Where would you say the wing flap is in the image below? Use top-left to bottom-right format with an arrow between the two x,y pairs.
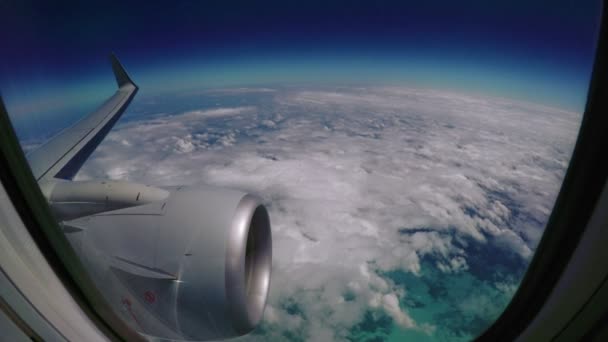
27,54 -> 138,181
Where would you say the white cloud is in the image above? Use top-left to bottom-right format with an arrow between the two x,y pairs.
180,106 -> 255,119
75,86 -> 580,340
173,135 -> 195,153
382,293 -> 415,328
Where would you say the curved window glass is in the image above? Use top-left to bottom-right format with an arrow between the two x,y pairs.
0,1 -> 601,341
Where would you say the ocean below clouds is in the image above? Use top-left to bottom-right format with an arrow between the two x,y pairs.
76,85 -> 581,341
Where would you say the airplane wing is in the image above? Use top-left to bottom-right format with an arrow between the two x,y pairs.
27,54 -> 138,182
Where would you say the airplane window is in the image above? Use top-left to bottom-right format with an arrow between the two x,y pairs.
0,1 -> 601,341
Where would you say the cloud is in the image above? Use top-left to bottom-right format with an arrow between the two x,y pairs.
74,86 -> 580,340
180,106 -> 256,119
381,293 -> 415,328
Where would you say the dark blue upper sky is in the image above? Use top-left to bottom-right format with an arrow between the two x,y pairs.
0,0 -> 602,120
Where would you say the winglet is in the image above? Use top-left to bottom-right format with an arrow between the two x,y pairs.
110,53 -> 137,89
27,55 -> 139,181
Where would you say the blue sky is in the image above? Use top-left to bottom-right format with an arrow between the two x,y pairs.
0,0 -> 602,124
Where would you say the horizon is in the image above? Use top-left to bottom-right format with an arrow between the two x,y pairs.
0,0 -> 601,127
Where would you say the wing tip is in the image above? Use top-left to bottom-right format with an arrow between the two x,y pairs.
109,53 -> 137,89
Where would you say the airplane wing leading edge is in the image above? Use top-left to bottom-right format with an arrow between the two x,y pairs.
27,54 -> 138,182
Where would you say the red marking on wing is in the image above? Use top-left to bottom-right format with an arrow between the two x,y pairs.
121,297 -> 142,328
144,290 -> 157,304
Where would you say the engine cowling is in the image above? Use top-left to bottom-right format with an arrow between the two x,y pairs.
61,184 -> 272,341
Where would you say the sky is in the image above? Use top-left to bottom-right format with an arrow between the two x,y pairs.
0,0 -> 602,126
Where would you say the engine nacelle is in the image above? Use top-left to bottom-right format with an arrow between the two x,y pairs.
62,184 -> 272,341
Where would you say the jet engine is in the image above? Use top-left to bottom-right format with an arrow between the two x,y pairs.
53,182 -> 272,341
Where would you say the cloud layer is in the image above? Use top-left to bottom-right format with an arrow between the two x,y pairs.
75,86 -> 580,341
